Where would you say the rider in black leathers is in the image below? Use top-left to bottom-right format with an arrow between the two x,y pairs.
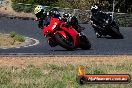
90,5 -> 109,37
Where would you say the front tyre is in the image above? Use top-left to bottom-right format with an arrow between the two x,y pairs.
95,32 -> 102,38
110,27 -> 124,39
54,33 -> 75,50
48,38 -> 57,47
79,35 -> 91,50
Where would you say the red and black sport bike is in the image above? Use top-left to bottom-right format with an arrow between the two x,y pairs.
43,16 -> 91,50
37,9 -> 91,50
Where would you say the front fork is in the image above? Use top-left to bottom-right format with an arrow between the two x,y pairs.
43,32 -> 58,47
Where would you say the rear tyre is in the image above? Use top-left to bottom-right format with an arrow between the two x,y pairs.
79,35 -> 91,50
54,33 -> 75,50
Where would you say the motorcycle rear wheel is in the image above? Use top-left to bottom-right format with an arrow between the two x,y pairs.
54,33 -> 75,50
79,35 -> 91,50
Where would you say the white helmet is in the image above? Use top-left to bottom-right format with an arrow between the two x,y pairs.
91,5 -> 99,14
34,5 -> 44,15
91,5 -> 98,10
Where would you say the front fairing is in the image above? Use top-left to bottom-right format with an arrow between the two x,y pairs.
42,17 -> 60,37
43,16 -> 79,47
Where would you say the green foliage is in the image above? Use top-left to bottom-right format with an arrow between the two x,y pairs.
52,0 -> 72,8
9,31 -> 25,42
115,14 -> 132,27
100,1 -> 110,11
12,2 -> 34,13
14,35 -> 25,42
11,0 -> 58,5
10,31 -> 17,38
27,0 -> 34,4
23,5 -> 34,13
11,0 -> 132,13
12,3 -> 25,12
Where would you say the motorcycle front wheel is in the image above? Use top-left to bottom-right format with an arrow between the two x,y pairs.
54,33 -> 75,50
110,27 -> 124,39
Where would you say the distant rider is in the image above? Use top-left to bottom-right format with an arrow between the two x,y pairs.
90,5 -> 108,37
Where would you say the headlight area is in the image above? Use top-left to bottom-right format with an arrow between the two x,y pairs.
52,22 -> 57,30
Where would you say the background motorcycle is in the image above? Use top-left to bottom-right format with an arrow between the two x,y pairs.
91,13 -> 124,39
41,9 -> 91,50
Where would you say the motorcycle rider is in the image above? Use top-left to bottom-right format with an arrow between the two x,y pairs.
90,5 -> 108,37
34,5 -> 91,48
34,5 -> 51,29
34,5 -> 83,47
34,5 -> 60,47
34,5 -> 84,33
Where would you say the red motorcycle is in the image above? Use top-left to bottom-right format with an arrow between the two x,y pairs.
35,8 -> 91,50
42,15 -> 91,50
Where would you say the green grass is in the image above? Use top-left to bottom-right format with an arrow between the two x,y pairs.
10,31 -> 25,42
10,32 -> 17,38
0,62 -> 131,88
13,34 -> 25,42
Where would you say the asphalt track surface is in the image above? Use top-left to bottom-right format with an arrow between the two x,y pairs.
0,17 -> 132,55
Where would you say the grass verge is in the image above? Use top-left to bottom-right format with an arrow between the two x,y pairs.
0,56 -> 131,88
0,32 -> 25,48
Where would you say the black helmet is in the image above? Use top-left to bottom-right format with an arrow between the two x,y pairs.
49,8 -> 60,18
91,5 -> 100,15
63,13 -> 69,18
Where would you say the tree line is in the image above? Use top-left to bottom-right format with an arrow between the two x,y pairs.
11,0 -> 132,13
